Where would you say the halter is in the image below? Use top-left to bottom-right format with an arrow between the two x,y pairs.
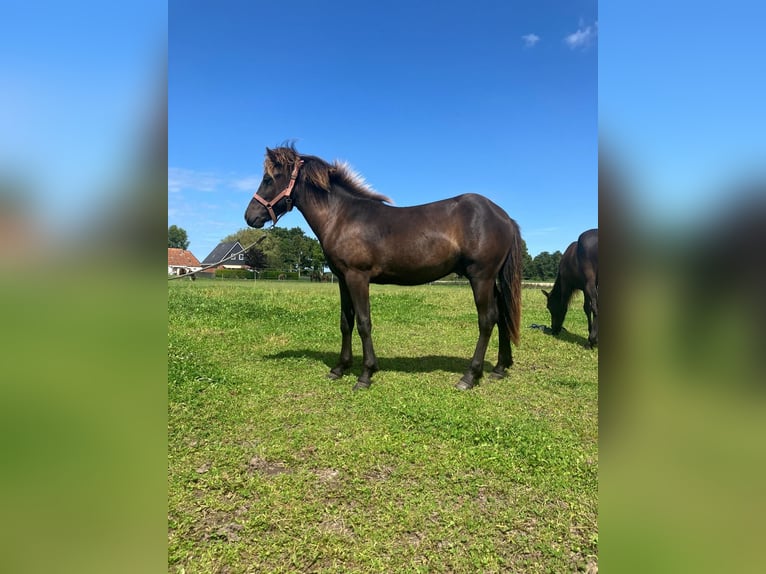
252,159 -> 304,226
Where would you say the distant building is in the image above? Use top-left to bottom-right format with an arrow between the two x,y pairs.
200,241 -> 248,272
168,248 -> 202,277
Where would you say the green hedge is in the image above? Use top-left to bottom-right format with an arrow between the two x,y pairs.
259,270 -> 300,280
212,269 -> 313,280
214,269 -> 253,279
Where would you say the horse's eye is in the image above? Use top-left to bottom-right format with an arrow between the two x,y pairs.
263,175 -> 272,184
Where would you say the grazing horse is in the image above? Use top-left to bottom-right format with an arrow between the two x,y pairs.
542,229 -> 598,347
244,145 -> 523,390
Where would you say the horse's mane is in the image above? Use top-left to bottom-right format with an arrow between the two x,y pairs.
265,145 -> 393,204
550,241 -> 578,308
549,275 -> 573,308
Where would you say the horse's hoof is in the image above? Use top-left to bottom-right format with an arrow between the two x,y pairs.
328,366 -> 350,379
455,377 -> 476,391
489,369 -> 506,380
353,379 -> 371,391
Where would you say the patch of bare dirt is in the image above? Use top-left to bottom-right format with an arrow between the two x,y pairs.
364,465 -> 395,481
190,508 -> 247,543
246,455 -> 289,476
314,467 -> 341,484
318,516 -> 354,538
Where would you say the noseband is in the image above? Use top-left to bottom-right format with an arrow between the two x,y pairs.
252,159 -> 304,226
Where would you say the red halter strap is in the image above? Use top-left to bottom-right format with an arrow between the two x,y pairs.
252,159 -> 304,226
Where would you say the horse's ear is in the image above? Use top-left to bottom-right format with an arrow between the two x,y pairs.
265,147 -> 283,172
541,289 -> 550,299
265,147 -> 280,164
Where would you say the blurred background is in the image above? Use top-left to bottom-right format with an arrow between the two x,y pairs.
600,2 -> 766,572
1,1 -> 764,573
1,2 -> 166,573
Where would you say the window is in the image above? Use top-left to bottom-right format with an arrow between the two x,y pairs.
238,254 -> 244,260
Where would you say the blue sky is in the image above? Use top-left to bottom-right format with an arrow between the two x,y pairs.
169,0 -> 598,260
599,1 -> 766,227
2,1 -> 760,267
0,1 -> 165,233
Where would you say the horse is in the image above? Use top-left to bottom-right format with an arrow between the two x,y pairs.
542,229 -> 598,347
244,145 -> 523,390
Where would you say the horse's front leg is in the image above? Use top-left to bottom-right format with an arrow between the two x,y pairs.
328,277 -> 355,379
345,272 -> 378,390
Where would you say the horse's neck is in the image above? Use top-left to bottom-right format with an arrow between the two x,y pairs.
550,277 -> 568,300
552,277 -> 574,304
295,186 -> 338,242
297,183 -> 373,242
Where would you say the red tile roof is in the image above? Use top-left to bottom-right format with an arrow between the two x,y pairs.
168,248 -> 201,267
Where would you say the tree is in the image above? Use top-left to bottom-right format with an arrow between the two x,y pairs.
548,250 -> 563,280
532,251 -> 552,281
520,238 -> 534,280
530,250 -> 563,281
243,246 -> 268,273
307,240 -> 326,272
221,228 -> 266,250
168,225 -> 189,249
221,226 -> 325,273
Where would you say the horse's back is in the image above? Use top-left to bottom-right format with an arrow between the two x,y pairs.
577,229 -> 598,284
559,241 -> 580,283
578,229 -> 598,255
333,193 -> 518,284
405,193 -> 514,225
376,193 -> 517,251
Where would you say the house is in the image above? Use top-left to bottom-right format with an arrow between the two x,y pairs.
168,248 -> 202,277
200,241 -> 249,272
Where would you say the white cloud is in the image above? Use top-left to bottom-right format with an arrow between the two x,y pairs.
526,226 -> 560,236
564,20 -> 598,50
168,167 -> 222,193
521,33 -> 540,48
231,176 -> 262,192
168,167 -> 265,195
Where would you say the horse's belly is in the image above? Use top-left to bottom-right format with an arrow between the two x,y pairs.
371,256 -> 459,285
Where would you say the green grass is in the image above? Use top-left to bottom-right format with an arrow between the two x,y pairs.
169,281 -> 598,573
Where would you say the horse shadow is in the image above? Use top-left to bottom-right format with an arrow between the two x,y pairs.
557,329 -> 595,349
264,349 -> 477,376
529,324 -> 593,349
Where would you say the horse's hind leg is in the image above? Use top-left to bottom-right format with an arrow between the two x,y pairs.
491,285 -> 512,379
328,278 -> 355,379
583,293 -> 593,338
584,282 -> 598,348
457,278 -> 497,390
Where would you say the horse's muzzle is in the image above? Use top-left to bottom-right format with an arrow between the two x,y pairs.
244,205 -> 268,229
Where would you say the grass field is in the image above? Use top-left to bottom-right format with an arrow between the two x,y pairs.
168,280 -> 598,573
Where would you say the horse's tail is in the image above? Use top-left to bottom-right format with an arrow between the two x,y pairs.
498,221 -> 523,347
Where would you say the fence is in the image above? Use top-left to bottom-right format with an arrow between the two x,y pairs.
185,268 -> 334,282
179,269 -> 552,289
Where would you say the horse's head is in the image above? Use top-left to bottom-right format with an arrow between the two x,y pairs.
245,145 -> 393,229
542,289 -> 564,335
245,147 -> 304,228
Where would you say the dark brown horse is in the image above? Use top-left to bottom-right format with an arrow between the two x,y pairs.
542,229 -> 598,347
244,145 -> 523,390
